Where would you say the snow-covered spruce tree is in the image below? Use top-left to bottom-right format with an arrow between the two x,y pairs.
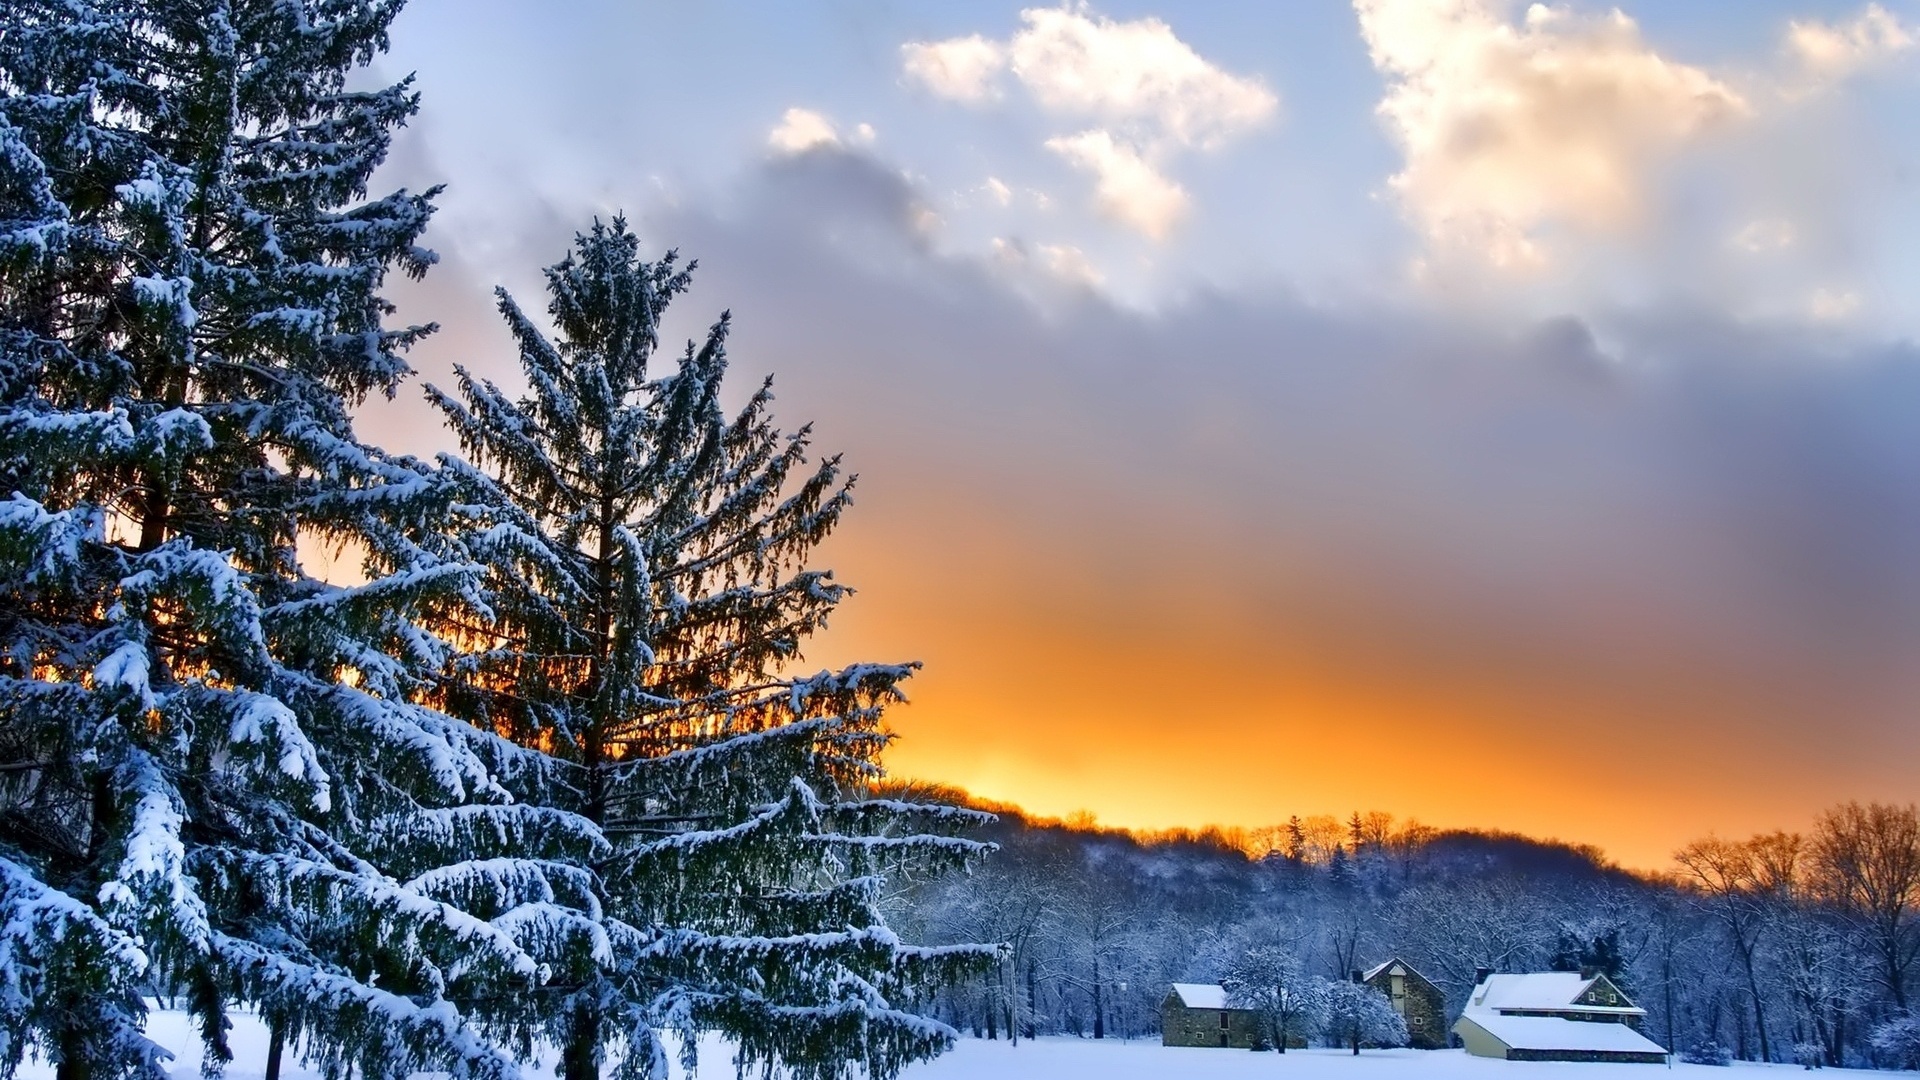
0,3 -> 568,1077
427,217 -> 998,1080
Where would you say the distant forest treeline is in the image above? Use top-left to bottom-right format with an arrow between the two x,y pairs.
885,786 -> 1920,1070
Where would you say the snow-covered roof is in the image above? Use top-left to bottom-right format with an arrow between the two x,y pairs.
1362,957 -> 1429,984
1469,972 -> 1642,1016
1170,983 -> 1232,1010
1459,1013 -> 1668,1055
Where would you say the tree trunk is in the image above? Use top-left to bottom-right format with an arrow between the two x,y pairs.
58,768 -> 121,1080
1091,958 -> 1104,1039
1740,945 -> 1773,1062
134,361 -> 191,552
562,1005 -> 601,1080
55,1022 -> 91,1080
1024,956 -> 1038,1040
1006,957 -> 1018,1045
264,1021 -> 285,1080
1664,949 -> 1676,1064
1885,934 -> 1910,1012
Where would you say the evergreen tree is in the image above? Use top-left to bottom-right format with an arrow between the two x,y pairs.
0,2 -> 560,1076
427,218 -> 998,1080
1550,928 -> 1627,982
1329,844 -> 1357,888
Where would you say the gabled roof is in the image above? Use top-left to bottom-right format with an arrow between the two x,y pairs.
1469,972 -> 1643,1016
1170,983 -> 1232,1010
1459,1013 -> 1667,1055
1362,957 -> 1434,985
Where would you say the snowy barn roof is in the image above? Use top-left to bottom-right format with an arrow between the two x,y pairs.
1461,1013 -> 1669,1056
1469,972 -> 1643,1016
1169,983 -> 1234,1010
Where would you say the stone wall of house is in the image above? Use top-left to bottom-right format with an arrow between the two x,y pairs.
1506,1048 -> 1668,1064
1399,976 -> 1449,1049
1161,997 -> 1265,1049
1364,962 -> 1451,1050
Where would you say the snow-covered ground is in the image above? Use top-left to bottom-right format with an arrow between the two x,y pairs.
913,1040 -> 1841,1080
12,1012 -> 1899,1080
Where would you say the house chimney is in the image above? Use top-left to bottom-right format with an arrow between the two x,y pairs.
1473,967 -> 1492,986
1351,969 -> 1364,984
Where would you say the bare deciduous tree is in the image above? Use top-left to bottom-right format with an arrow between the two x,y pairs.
1810,802 -> 1920,1011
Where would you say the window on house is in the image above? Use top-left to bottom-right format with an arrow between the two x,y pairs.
1412,1017 -> 1425,1027
1220,1012 -> 1231,1029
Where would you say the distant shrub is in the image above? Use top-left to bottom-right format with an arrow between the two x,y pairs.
1681,1041 -> 1733,1066
1873,1011 -> 1920,1070
1794,1041 -> 1827,1069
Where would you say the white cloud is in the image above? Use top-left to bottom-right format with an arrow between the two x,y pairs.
1356,0 -> 1747,269
902,34 -> 1008,102
903,6 -> 1274,240
985,176 -> 1014,206
990,236 -> 1105,288
854,122 -> 877,144
1037,242 -> 1104,286
1732,219 -> 1796,254
768,107 -> 842,154
1046,129 -> 1189,240
1001,7 -> 1277,146
1787,4 -> 1916,82
1809,287 -> 1862,320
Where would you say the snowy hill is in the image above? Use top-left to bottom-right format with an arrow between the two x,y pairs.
12,1010 -> 1901,1080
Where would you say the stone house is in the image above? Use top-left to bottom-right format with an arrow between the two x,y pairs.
1453,971 -> 1668,1063
1360,957 -> 1448,1049
1161,983 -> 1264,1049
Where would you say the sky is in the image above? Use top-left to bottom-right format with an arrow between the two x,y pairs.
354,0 -> 1920,870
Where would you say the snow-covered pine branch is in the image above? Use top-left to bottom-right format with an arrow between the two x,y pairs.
0,1 -> 565,1075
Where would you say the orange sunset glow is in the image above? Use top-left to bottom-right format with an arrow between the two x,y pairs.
346,0 -> 1920,880
809,482 -> 1920,872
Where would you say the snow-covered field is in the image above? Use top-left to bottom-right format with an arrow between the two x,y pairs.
913,1040 -> 1830,1080
13,1012 -> 1898,1080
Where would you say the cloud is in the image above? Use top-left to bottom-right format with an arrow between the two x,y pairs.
595,147 -> 1920,860
387,138 -> 1920,863
1356,0 -> 1747,268
1787,3 -> 1916,82
1732,218 -> 1796,254
992,235 -> 1105,287
902,34 -> 1008,102
1036,242 -> 1102,286
1809,287 -> 1862,320
1045,129 -> 1188,238
768,107 -> 843,154
1000,6 -> 1277,147
902,5 -> 1275,239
